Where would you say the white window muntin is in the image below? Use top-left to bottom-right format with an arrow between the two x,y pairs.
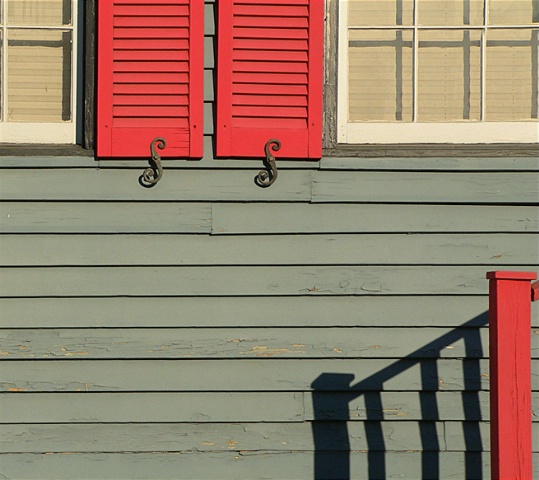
337,0 -> 539,144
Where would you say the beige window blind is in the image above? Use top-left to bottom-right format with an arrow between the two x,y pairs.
0,0 -> 73,126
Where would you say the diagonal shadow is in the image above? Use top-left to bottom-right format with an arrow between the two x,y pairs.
311,311 -> 488,480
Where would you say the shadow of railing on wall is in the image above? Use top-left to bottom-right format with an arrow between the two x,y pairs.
311,312 -> 488,480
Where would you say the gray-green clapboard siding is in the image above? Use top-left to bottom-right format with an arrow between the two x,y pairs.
0,2 -> 538,479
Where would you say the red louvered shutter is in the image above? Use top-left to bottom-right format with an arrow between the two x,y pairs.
217,0 -> 324,159
97,0 -> 204,158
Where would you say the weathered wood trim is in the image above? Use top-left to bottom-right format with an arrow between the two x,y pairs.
0,145 -> 95,157
83,0 -> 96,150
323,0 -> 338,149
320,156 -> 539,171
323,144 -> 539,158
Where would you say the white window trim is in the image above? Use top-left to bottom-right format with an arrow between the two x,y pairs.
0,122 -> 75,143
0,0 -> 78,144
337,0 -> 539,144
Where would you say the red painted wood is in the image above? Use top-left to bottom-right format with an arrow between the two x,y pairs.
487,271 -> 537,480
307,0 -> 324,158
488,271 -> 537,280
187,0 -> 204,158
532,281 -> 539,302
97,0 -> 203,158
216,0 -> 323,159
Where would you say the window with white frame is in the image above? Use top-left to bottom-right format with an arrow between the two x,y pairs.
337,0 -> 539,144
0,0 -> 77,143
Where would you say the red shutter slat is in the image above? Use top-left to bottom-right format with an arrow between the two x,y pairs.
97,0 -> 203,158
233,38 -> 309,50
217,0 -> 323,159
114,16 -> 189,27
233,95 -> 308,107
114,5 -> 190,16
233,61 -> 309,73
234,16 -> 309,28
113,27 -> 190,39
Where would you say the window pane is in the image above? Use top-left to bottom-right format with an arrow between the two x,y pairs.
418,30 -> 481,121
7,29 -> 72,122
418,0 -> 484,26
488,0 -> 538,25
348,0 -> 414,27
7,0 -> 71,26
486,29 -> 539,120
349,30 -> 413,122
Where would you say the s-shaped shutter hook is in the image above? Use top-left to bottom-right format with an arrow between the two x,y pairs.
139,137 -> 167,188
256,139 -> 281,188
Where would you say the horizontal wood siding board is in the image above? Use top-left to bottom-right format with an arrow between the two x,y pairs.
319,156 -> 539,171
0,203 -> 212,233
3,422 -> 538,454
2,170 -> 537,204
0,296 -> 499,328
0,452 -> 508,480
0,265 -> 527,297
0,421 -> 446,453
0,392 -> 306,423
312,171 -> 539,204
0,169 -> 312,201
304,391 -> 504,421
1,234 -> 536,266
0,327 -> 506,359
1,358 -> 506,393
211,203 -> 539,234
1,391 -> 537,423
443,421 -> 539,452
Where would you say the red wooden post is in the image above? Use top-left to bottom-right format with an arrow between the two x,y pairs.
487,271 -> 537,480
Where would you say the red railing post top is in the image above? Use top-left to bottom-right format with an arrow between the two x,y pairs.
486,271 -> 537,281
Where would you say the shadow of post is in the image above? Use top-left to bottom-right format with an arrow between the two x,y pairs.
311,312 -> 488,480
